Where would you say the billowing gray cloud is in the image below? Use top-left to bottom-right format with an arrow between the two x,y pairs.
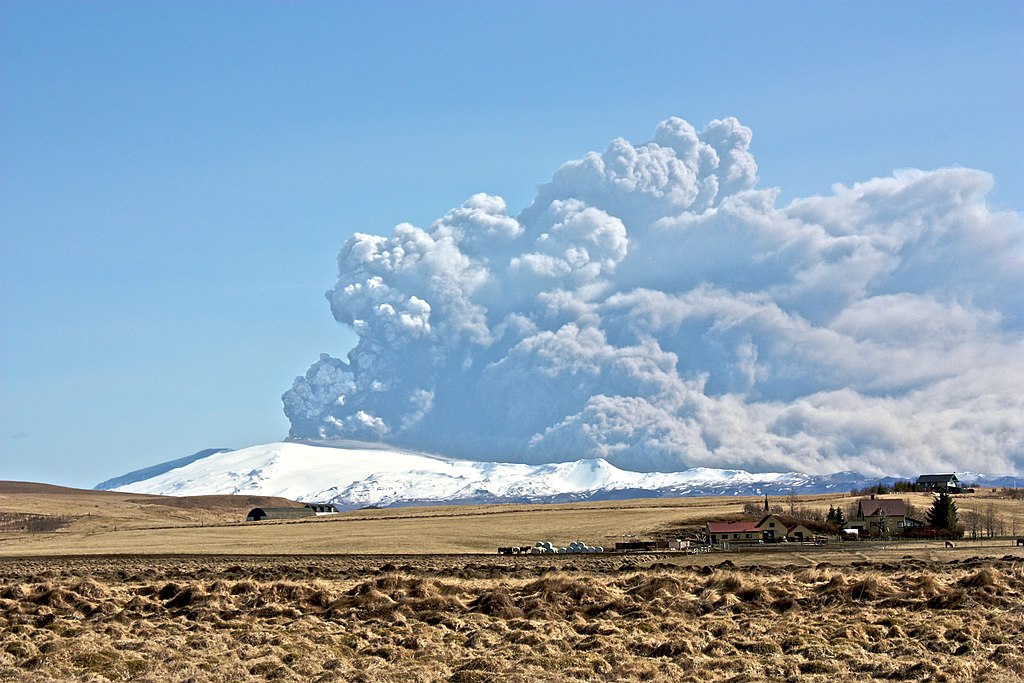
283,117 -> 1024,477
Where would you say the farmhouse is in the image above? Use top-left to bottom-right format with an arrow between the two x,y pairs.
848,497 -> 922,535
707,514 -> 789,544
916,473 -> 961,493
245,507 -> 315,522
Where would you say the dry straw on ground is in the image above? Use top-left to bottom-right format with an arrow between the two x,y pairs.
1,554 -> 1022,682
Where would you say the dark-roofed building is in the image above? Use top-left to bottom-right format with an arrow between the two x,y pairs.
245,507 -> 315,522
916,473 -> 961,493
849,497 -> 921,536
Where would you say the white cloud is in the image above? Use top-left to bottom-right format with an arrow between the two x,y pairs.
283,116 -> 1024,476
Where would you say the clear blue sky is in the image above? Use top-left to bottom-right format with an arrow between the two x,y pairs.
2,1 -> 1021,488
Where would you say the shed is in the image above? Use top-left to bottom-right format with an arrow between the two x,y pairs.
245,507 -> 315,522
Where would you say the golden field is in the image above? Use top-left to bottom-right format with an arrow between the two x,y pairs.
3,481 -> 1023,556
2,482 -> 1023,682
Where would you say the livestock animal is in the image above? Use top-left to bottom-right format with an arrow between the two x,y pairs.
1016,538 -> 1024,547
945,541 -> 955,548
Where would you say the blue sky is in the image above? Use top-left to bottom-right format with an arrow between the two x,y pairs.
2,1 -> 1021,488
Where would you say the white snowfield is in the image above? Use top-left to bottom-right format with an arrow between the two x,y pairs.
111,441 -> 809,508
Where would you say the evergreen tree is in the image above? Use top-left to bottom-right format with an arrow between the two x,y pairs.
926,491 -> 961,537
826,505 -> 847,527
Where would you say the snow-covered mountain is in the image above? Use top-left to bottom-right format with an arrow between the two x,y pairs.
95,441 -> 894,509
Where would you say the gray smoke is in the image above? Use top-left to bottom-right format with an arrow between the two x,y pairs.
283,117 -> 1024,477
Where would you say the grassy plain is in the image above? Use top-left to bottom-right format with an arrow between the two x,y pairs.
2,482 -> 1023,556
1,482 -> 1023,682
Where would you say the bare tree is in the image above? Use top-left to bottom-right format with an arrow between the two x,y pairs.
962,510 -> 982,540
846,501 -> 861,526
743,501 -> 764,517
984,503 -> 997,538
904,499 -> 920,522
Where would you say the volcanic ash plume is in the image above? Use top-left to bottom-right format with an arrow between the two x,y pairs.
283,116 -> 1024,476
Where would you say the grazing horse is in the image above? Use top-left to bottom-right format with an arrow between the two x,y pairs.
1016,538 -> 1024,547
945,541 -> 955,548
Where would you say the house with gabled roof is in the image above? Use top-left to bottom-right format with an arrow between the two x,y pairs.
707,514 -> 788,545
916,473 -> 961,493
785,522 -> 814,543
848,496 -> 922,536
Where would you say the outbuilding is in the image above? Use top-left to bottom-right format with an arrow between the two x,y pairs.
303,503 -> 338,515
245,507 -> 315,522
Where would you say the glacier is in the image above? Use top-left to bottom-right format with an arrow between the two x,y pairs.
97,440 -> 889,509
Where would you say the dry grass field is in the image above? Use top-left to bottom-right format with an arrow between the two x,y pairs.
2,482 -> 1023,557
1,482 -> 1023,681
2,553 -> 1023,682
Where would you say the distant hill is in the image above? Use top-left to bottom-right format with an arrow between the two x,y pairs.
0,478 -> 304,531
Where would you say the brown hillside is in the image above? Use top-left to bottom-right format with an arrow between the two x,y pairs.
0,480 -> 303,540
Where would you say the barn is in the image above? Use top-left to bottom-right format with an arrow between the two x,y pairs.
245,507 -> 315,522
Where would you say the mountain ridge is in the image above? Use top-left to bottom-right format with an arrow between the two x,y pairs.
95,441 -> 1021,509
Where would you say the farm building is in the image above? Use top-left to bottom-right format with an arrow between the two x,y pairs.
707,514 -> 789,544
847,497 -> 923,535
303,503 -> 338,514
916,473 -> 962,493
785,523 -> 814,543
245,507 -> 315,522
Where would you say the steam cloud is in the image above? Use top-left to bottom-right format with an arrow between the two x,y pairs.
283,117 -> 1024,477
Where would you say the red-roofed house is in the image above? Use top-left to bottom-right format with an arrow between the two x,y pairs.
707,514 -> 788,545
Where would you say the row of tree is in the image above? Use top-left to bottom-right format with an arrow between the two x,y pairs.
850,480 -> 976,496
